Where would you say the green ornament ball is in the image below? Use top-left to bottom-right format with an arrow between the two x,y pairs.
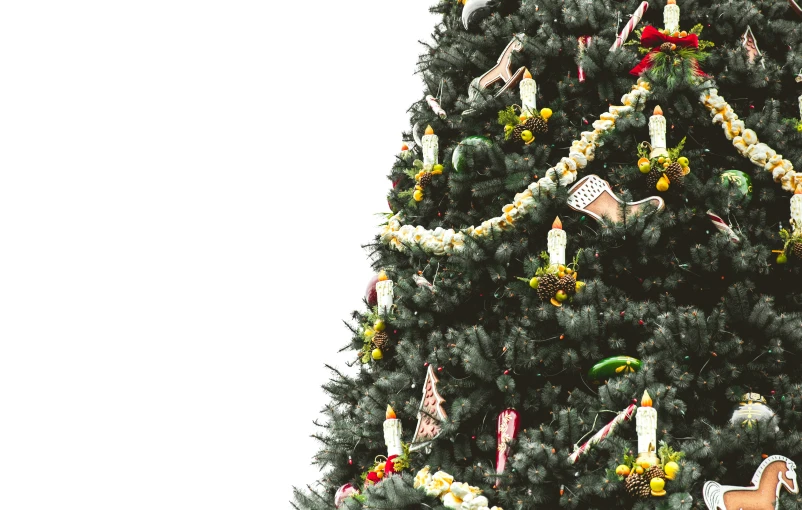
720,170 -> 752,203
588,355 -> 642,382
452,136 -> 495,173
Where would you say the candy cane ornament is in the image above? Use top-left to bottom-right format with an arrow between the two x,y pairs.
425,95 -> 447,120
707,210 -> 741,244
610,2 -> 649,51
568,404 -> 637,464
578,36 -> 592,82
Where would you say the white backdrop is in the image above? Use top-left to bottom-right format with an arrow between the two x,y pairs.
0,1 -> 437,508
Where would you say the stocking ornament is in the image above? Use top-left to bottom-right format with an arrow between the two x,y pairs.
567,174 -> 664,224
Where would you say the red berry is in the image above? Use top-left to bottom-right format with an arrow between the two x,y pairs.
348,457 -> 353,465
504,369 -> 510,375
620,311 -> 625,317
639,320 -> 644,326
424,362 -> 429,367
437,367 -> 443,372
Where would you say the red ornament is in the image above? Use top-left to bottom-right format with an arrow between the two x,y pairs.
620,311 -> 626,317
365,471 -> 381,486
348,456 -> 353,465
496,409 -> 521,486
384,454 -> 399,476
638,319 -> 645,326
365,274 -> 380,307
503,369 -> 510,375
437,366 -> 443,372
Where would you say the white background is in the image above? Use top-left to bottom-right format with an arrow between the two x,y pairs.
0,1 -> 437,508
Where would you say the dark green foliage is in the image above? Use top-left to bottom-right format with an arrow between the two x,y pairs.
295,0 -> 802,509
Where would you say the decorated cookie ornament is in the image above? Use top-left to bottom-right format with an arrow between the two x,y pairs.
463,35 -> 526,115
703,455 -> 798,510
410,364 -> 448,452
567,174 -> 664,224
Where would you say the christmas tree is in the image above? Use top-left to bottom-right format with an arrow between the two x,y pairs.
293,1 -> 802,509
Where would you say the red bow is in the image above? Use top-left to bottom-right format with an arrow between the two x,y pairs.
630,25 -> 704,76
384,454 -> 399,475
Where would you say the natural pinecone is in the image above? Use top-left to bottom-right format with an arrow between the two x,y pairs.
512,124 -> 527,141
792,242 -> 802,259
665,162 -> 685,188
644,466 -> 666,481
372,331 -> 389,350
419,172 -> 433,188
525,116 -> 548,134
537,274 -> 559,301
660,42 -> 673,52
559,274 -> 577,296
624,473 -> 651,499
646,167 -> 663,189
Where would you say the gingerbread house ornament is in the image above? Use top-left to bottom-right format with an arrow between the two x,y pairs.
410,364 -> 448,452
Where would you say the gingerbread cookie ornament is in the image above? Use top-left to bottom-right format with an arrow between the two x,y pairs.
463,35 -> 526,115
703,455 -> 798,510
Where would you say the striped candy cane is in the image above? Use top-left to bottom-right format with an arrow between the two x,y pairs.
578,36 -> 592,83
610,2 -> 649,51
568,404 -> 637,464
707,210 -> 741,243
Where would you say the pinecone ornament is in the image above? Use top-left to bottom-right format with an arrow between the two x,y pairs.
559,274 -> 577,296
665,162 -> 685,189
660,42 -> 673,52
525,116 -> 548,134
644,466 -> 667,481
419,172 -> 433,188
372,331 -> 389,351
512,124 -> 527,141
793,242 -> 802,259
624,473 -> 651,499
646,167 -> 663,189
537,274 -> 559,301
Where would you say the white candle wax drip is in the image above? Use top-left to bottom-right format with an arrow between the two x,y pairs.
376,280 -> 394,316
649,106 -> 668,158
664,2 -> 680,33
384,418 -> 403,458
520,69 -> 537,116
791,193 -> 802,234
422,126 -> 438,168
547,217 -> 567,267
636,392 -> 657,455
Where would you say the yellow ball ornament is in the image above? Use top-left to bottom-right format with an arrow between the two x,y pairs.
371,348 -> 383,360
656,174 -> 670,192
540,107 -> 553,120
413,190 -> 424,202
374,319 -> 386,332
615,465 -> 631,476
664,461 -> 680,480
650,477 -> 666,496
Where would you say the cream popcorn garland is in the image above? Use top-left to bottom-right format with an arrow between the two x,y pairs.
415,467 -> 503,510
381,78 -> 798,256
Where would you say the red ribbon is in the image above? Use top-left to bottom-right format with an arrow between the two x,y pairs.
630,25 -> 704,76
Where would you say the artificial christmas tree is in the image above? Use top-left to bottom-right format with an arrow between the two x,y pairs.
293,0 -> 802,509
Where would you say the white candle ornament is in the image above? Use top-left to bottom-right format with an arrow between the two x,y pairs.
635,391 -> 658,463
649,105 -> 669,158
422,125 -> 439,168
791,189 -> 802,234
798,95 -> 802,120
663,0 -> 680,33
547,216 -> 567,267
376,280 -> 394,315
519,68 -> 537,116
384,405 -> 404,458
